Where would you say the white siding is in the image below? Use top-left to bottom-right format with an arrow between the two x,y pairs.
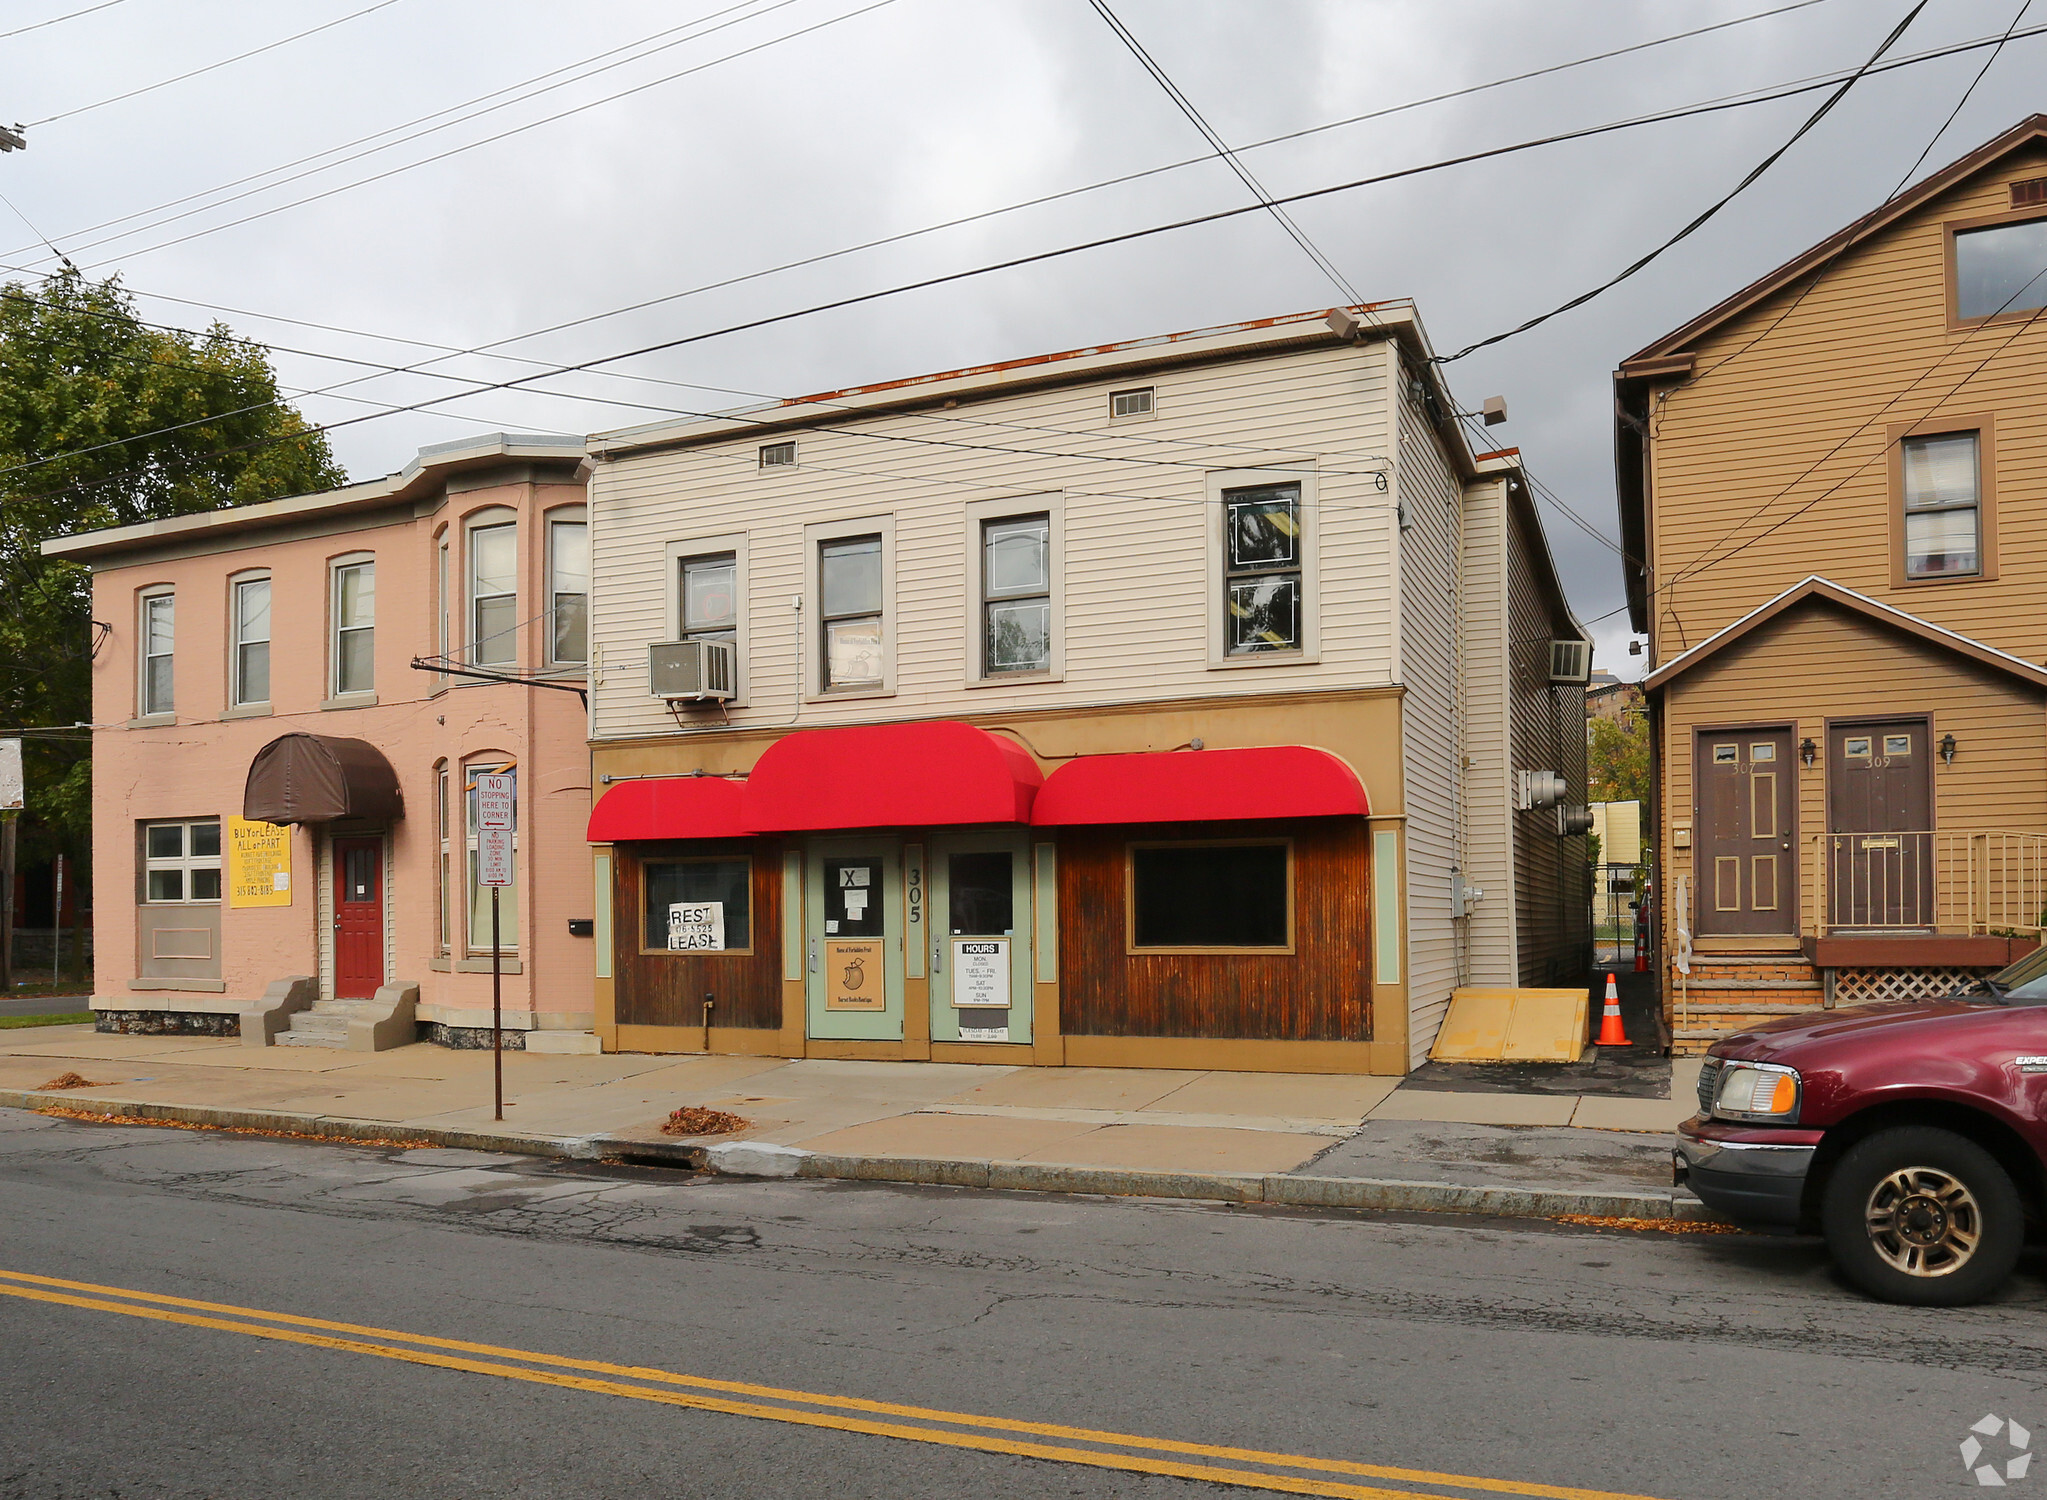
1458,477 -> 1517,989
1395,367 -> 1464,1066
588,342 -> 1399,738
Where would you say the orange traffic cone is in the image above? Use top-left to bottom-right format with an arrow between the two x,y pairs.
1596,972 -> 1632,1046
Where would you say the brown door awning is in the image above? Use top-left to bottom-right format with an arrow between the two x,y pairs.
244,733 -> 404,825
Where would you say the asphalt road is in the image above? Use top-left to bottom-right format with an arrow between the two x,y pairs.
1,1106 -> 2044,1500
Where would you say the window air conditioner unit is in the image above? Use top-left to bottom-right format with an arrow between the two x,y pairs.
649,639 -> 735,701
1548,638 -> 1592,684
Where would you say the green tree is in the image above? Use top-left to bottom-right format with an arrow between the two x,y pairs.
0,270 -> 344,874
1587,711 -> 1650,805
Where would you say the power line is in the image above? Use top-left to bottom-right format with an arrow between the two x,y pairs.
26,0 -> 406,129
1436,0 -> 1930,364
0,0 -> 125,42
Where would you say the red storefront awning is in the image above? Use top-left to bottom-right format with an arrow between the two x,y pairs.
1030,745 -> 1368,825
586,774 -> 750,842
745,721 -> 1041,832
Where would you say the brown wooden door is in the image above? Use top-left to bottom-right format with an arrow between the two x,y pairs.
1695,729 -> 1796,936
1827,720 -> 1933,929
333,836 -> 384,998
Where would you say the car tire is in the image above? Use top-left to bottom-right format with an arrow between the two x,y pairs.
1820,1126 -> 2024,1306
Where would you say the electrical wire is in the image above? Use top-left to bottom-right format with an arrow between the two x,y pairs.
0,0 -> 125,43
1436,0 -> 1930,364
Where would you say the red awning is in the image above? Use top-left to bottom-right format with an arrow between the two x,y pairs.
1030,746 -> 1368,826
745,721 -> 1041,832
586,775 -> 750,842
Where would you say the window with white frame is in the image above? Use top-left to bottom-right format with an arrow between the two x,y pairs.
1222,483 -> 1303,654
465,762 -> 518,950
549,513 -> 588,665
435,763 -> 450,954
436,534 -> 450,665
819,534 -> 884,689
140,589 -> 175,715
759,440 -> 796,469
142,819 -> 221,904
1109,386 -> 1154,419
680,552 -> 737,645
1902,432 -> 1982,578
469,521 -> 517,666
981,513 -> 1051,675
331,558 -> 375,694
230,575 -> 270,707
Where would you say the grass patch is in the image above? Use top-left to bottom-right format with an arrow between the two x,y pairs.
0,1012 -> 95,1029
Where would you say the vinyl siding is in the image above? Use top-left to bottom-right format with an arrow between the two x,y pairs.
588,342 -> 1398,738
1458,476 -> 1517,988
1662,598 -> 2047,934
1395,367 -> 1464,1065
1647,138 -> 2047,663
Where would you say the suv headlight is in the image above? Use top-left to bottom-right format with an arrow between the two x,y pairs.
1710,1060 -> 1801,1124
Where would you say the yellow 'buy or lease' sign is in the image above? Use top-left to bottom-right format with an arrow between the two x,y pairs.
228,816 -> 292,907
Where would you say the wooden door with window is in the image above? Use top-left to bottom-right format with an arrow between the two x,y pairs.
1827,720 -> 1933,929
1695,730 -> 1796,936
333,836 -> 384,998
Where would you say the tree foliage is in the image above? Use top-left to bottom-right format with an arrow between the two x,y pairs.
0,270 -> 344,860
1588,709 -> 1651,806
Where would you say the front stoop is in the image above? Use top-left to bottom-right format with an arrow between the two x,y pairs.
276,982 -> 418,1051
1670,954 -> 1824,1053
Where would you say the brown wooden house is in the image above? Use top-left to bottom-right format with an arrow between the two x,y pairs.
1615,117 -> 2047,1048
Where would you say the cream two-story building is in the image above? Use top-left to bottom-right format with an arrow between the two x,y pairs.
583,306 -> 1592,1075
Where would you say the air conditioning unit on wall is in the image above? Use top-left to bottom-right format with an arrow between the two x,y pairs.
1549,638 -> 1592,684
649,639 -> 735,701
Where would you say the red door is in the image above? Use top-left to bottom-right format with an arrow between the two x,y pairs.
333,836 -> 384,999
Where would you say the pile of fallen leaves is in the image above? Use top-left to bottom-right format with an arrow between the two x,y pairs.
661,1106 -> 749,1137
38,1072 -> 101,1091
32,1105 -> 433,1148
1553,1213 -> 1744,1235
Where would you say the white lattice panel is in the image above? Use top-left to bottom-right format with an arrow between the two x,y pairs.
1833,967 -> 1982,1005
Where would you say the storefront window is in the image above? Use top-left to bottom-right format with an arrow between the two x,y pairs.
1130,842 -> 1289,949
643,858 -> 751,950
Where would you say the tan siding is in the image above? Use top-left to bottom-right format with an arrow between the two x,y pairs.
1458,477 -> 1517,988
1662,599 -> 2047,934
1508,502 -> 1592,985
589,342 -> 1398,739
1396,365 -> 1463,1064
1647,140 -> 2047,662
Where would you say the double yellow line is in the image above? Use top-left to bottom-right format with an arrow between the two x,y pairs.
0,1268 -> 1661,1500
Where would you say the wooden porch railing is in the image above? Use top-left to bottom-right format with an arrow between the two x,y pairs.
1803,831 -> 2047,938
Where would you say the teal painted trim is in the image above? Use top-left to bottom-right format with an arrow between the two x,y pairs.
1034,841 -> 1058,975
781,850 -> 802,982
593,854 -> 613,980
1372,828 -> 1401,985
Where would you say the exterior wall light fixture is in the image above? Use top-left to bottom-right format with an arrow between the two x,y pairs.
1940,732 -> 1958,765
1800,738 -> 1817,768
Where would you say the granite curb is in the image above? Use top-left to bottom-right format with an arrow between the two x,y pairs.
0,1091 -> 1722,1224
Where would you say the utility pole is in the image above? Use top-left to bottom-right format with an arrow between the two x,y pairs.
0,125 -> 25,152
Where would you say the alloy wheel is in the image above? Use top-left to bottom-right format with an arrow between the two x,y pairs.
1865,1166 -> 1982,1277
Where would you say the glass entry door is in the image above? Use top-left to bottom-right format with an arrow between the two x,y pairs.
804,838 -> 903,1040
929,832 -> 1033,1045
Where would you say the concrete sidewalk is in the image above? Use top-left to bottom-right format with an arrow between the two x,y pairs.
0,1024 -> 1714,1222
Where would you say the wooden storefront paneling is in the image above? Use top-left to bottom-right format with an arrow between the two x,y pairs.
610,839 -> 783,1030
1057,819 -> 1370,1041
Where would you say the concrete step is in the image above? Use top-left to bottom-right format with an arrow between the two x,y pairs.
276,1030 -> 347,1049
1676,1002 -> 1825,1015
1678,979 -> 1821,991
309,999 -> 381,1016
286,1013 -> 349,1038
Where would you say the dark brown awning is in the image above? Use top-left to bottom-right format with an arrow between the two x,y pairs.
244,733 -> 404,825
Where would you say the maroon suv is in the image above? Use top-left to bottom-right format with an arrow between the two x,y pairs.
1676,947 -> 2047,1305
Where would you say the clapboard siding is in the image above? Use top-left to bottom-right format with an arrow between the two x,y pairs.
1056,820 -> 1371,1041
1647,139 -> 2047,662
1507,502 -> 1592,986
1395,370 -> 1464,1064
1458,476 -> 1517,989
589,342 -> 1398,739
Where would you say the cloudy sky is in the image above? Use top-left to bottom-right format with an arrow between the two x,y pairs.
3,0 -> 2041,672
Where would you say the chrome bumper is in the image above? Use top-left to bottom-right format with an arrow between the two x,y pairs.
1674,1131 -> 1816,1227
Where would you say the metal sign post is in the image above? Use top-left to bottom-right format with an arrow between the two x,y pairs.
475,772 -> 516,1123
0,738 -> 20,996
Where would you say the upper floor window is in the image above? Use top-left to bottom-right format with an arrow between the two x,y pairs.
1902,432 -> 1982,579
759,440 -> 796,469
819,534 -> 884,689
140,589 -> 174,716
436,535 -> 450,665
469,521 -> 517,666
681,552 -> 737,645
549,514 -> 588,666
982,514 -> 1050,675
1223,483 -> 1302,654
143,819 -> 221,903
1955,217 -> 2047,321
332,558 -> 375,695
1109,386 -> 1154,419
231,575 -> 270,707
